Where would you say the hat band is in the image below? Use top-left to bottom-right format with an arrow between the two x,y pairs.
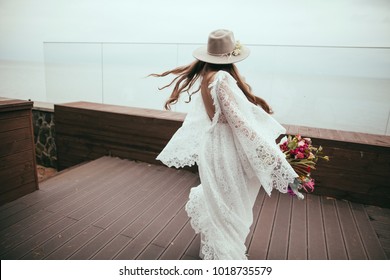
207,40 -> 242,58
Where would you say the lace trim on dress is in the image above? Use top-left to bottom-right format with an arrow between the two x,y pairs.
185,186 -> 247,260
156,154 -> 198,168
185,187 -> 219,260
210,71 -> 297,195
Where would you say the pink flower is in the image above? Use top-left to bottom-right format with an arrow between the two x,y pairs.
295,152 -> 305,159
303,137 -> 312,145
287,186 -> 296,196
278,134 -> 330,198
279,142 -> 288,152
302,179 -> 315,192
298,140 -> 306,147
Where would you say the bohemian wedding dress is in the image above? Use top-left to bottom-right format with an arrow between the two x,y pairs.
156,71 -> 298,260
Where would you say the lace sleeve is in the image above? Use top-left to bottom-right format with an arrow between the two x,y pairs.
212,73 -> 298,195
156,93 -> 210,168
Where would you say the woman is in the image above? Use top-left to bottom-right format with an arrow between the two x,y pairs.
153,29 -> 302,260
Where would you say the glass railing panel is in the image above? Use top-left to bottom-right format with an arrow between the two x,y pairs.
44,43 -> 103,104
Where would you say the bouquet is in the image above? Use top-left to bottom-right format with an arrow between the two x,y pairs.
279,134 -> 329,198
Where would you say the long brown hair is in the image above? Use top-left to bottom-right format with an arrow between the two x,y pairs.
150,60 -> 273,114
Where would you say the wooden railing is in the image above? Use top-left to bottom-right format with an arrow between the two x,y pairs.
55,101 -> 390,208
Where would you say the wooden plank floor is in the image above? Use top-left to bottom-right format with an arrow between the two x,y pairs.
0,156 -> 388,260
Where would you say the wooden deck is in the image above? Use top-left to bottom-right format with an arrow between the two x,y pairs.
0,156 -> 388,260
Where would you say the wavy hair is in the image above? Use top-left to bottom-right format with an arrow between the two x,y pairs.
150,60 -> 273,114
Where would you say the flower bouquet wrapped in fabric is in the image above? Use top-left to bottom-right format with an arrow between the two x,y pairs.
279,134 -> 329,199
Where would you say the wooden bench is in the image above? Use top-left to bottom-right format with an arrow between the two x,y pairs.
55,101 -> 390,208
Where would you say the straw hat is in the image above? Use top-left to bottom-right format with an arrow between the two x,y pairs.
193,29 -> 250,64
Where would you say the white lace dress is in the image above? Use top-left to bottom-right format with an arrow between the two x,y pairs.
156,71 -> 298,260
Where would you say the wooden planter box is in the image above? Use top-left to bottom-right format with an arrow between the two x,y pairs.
0,98 -> 39,205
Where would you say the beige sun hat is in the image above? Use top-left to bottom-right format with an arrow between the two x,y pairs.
193,29 -> 250,64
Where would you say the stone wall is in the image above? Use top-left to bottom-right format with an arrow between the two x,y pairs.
32,108 -> 57,169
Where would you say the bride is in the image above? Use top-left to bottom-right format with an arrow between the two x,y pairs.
152,29 -> 302,260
